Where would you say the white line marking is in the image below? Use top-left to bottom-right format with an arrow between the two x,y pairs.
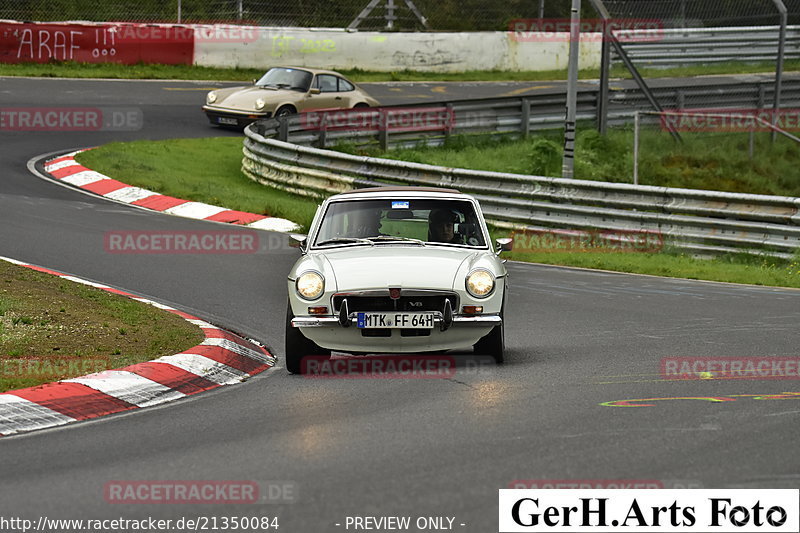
247,217 -> 301,232
201,337 -> 274,366
0,395 -> 76,435
60,170 -> 107,187
45,159 -> 81,171
154,353 -> 248,385
164,202 -> 228,219
64,370 -> 185,408
104,186 -> 158,203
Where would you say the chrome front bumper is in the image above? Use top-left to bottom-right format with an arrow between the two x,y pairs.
292,315 -> 501,328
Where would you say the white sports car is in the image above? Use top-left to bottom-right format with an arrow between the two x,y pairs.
285,186 -> 511,374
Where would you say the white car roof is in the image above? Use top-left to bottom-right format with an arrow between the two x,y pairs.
327,186 -> 472,202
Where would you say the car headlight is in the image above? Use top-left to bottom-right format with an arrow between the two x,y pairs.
465,269 -> 495,298
255,98 -> 266,110
206,91 -> 217,104
296,271 -> 325,300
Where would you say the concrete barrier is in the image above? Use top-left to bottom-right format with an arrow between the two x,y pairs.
0,20 -> 194,65
193,27 -> 602,72
0,20 -> 602,72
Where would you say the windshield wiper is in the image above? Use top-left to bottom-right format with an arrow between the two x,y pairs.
366,236 -> 426,246
315,238 -> 374,247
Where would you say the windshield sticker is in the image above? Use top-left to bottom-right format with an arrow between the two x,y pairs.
391,201 -> 410,209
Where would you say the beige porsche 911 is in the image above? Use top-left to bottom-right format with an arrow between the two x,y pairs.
202,66 -> 380,128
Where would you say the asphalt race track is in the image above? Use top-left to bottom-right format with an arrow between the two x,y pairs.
1,77 -> 799,532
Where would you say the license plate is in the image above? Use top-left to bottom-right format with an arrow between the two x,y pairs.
217,117 -> 238,125
356,312 -> 436,329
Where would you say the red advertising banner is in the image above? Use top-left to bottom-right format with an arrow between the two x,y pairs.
0,22 -> 193,65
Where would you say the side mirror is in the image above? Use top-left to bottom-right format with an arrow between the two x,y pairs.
289,233 -> 308,253
495,237 -> 513,255
309,88 -> 321,95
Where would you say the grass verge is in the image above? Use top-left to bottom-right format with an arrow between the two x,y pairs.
500,247 -> 800,289
75,137 -> 319,230
0,60 -> 798,82
339,129 -> 800,197
0,260 -> 205,392
75,137 -> 800,288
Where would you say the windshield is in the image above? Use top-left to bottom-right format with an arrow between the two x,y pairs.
313,198 -> 487,248
255,68 -> 313,91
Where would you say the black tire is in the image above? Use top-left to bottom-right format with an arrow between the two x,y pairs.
353,103 -> 370,109
285,302 -> 330,374
473,301 -> 504,364
275,105 -> 296,118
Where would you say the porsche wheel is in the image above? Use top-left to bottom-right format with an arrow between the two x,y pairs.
275,106 -> 296,118
285,302 -> 330,374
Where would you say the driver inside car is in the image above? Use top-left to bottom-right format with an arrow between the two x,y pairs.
428,209 -> 463,244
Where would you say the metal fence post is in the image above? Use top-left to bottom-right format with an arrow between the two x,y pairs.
675,90 -> 685,111
597,20 -> 610,134
772,0 -> 788,143
379,109 -> 389,151
562,0 -> 581,179
445,103 -> 454,142
318,120 -> 327,149
633,111 -> 640,185
278,118 -> 289,142
521,99 -> 531,139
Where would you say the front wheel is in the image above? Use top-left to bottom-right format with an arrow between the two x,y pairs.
275,105 -> 296,118
285,302 -> 330,374
473,304 -> 504,364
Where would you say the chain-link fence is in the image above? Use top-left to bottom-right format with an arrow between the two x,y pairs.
0,0 -> 563,30
601,0 -> 800,28
4,0 -> 800,30
587,0 -> 797,192
628,109 -> 800,196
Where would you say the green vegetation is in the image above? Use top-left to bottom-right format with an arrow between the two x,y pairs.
0,261 -> 204,392
1,59 -> 798,82
77,136 -> 800,288
339,129 -> 800,196
76,137 -> 318,229
499,244 -> 800,289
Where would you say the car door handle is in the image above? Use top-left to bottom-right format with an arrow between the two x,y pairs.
335,96 -> 342,100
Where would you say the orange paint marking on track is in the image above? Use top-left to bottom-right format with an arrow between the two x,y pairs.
601,391 -> 800,407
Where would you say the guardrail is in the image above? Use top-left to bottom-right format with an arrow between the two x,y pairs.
615,26 -> 800,67
262,75 -> 800,150
242,79 -> 800,259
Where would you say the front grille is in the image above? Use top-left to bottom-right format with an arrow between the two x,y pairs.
361,329 -> 391,337
400,329 -> 430,337
334,294 -> 457,313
